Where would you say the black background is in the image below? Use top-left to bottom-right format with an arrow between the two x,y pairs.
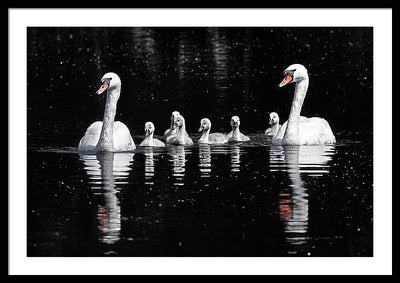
27,27 -> 373,147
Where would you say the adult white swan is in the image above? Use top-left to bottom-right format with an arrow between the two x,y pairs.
272,64 -> 336,145
78,72 -> 136,152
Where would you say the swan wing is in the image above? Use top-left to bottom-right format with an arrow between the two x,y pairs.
299,117 -> 336,145
209,133 -> 227,144
185,135 -> 194,145
164,128 -> 173,139
240,132 -> 250,141
113,121 -> 136,151
78,121 -> 102,152
166,132 -> 178,144
153,139 -> 166,147
271,117 -> 335,145
140,139 -> 150,146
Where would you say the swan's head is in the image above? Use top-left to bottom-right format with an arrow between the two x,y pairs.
144,122 -> 155,136
269,112 -> 280,125
170,111 -> 180,129
230,116 -> 241,129
173,114 -> 185,129
96,72 -> 121,95
279,64 -> 308,87
170,111 -> 180,122
198,118 -> 211,132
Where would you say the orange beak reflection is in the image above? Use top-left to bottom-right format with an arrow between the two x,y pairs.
279,74 -> 293,87
96,81 -> 109,94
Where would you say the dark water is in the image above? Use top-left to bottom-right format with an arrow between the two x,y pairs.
27,27 -> 373,256
28,135 -> 372,256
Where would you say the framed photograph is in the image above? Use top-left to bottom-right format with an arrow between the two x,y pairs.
9,8 -> 392,275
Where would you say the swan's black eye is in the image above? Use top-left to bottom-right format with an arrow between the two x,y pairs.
284,69 -> 295,77
101,78 -> 112,85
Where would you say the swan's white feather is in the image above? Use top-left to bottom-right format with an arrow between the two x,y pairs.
140,137 -> 165,147
226,131 -> 250,142
272,116 -> 336,145
168,134 -> 193,145
78,121 -> 136,152
208,133 -> 227,144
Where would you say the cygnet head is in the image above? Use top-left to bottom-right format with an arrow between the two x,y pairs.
144,122 -> 155,136
279,64 -> 308,87
230,115 -> 241,129
96,72 -> 121,95
171,111 -> 180,120
269,112 -> 280,125
198,118 -> 211,132
173,114 -> 185,129
170,111 -> 181,128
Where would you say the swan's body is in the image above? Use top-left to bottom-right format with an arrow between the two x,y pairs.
78,72 -> 135,152
272,117 -> 335,145
226,116 -> 250,142
164,111 -> 180,140
164,111 -> 192,144
140,122 -> 165,147
167,114 -> 193,145
272,64 -> 336,145
265,112 -> 281,137
198,118 -> 227,144
79,121 -> 135,152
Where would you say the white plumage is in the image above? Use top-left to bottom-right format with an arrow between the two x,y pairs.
78,72 -> 136,152
79,121 -> 135,152
272,117 -> 336,145
272,64 -> 336,145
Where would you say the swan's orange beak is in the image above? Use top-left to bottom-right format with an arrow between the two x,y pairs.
279,74 -> 293,87
96,81 -> 109,95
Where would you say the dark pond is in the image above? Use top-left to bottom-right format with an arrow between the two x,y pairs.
27,27 -> 373,256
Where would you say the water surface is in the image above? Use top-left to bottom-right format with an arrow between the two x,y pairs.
28,133 -> 372,256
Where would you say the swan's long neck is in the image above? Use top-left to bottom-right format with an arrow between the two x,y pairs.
96,88 -> 120,151
271,123 -> 280,136
170,118 -> 175,130
142,133 -> 154,145
176,123 -> 186,143
232,127 -> 241,140
199,129 -> 210,143
283,78 -> 308,144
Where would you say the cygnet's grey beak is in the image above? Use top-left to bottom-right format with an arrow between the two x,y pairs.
198,125 -> 204,132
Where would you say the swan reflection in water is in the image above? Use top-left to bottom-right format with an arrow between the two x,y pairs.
79,151 -> 134,245
198,144 -> 212,178
230,145 -> 241,173
143,147 -> 155,185
168,145 -> 186,187
270,145 -> 335,255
